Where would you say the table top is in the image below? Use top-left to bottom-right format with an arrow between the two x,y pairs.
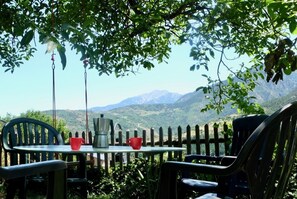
13,145 -> 185,154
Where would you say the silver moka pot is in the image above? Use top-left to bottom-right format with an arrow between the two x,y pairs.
93,115 -> 112,148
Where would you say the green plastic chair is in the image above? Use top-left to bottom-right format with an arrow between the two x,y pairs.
179,114 -> 268,198
1,118 -> 87,198
158,102 -> 297,199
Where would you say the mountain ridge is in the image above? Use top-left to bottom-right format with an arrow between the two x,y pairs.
44,72 -> 297,133
90,90 -> 182,112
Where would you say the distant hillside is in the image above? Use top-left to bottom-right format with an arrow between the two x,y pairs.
90,90 -> 182,112
44,72 -> 297,133
251,73 -> 297,103
261,87 -> 297,114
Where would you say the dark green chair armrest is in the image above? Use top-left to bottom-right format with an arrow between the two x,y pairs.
158,161 -> 237,199
220,156 -> 236,166
196,193 -> 227,199
0,160 -> 67,180
180,155 -> 237,197
185,155 -> 224,163
1,160 -> 67,199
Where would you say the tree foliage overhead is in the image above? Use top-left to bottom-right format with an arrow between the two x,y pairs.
1,0 -> 202,74
1,0 -> 297,114
190,1 -> 297,113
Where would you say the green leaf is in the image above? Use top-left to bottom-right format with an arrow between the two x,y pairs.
227,76 -> 233,84
196,86 -> 204,92
137,169 -> 144,179
20,30 -> 34,47
143,61 -> 154,69
57,45 -> 67,69
289,19 -> 297,35
209,49 -> 215,58
61,30 -> 69,40
284,67 -> 292,75
265,0 -> 275,5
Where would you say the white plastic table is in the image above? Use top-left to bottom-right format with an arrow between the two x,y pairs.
13,145 -> 185,154
13,145 -> 185,196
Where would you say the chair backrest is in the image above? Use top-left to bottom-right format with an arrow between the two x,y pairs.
217,114 -> 269,196
1,117 -> 64,165
231,114 -> 268,156
229,102 -> 297,199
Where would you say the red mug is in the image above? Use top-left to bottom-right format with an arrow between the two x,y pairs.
127,137 -> 142,150
70,137 -> 84,150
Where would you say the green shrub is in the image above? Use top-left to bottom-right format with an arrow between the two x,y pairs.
86,158 -> 160,199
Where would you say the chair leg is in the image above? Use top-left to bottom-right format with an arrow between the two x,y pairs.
68,182 -> 88,199
47,169 -> 67,199
81,184 -> 88,199
178,183 -> 188,199
6,177 -> 26,199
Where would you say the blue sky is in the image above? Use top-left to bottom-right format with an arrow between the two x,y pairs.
0,43 -> 224,117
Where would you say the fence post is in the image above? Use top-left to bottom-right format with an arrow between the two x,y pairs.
134,129 -> 139,158
195,125 -> 201,154
159,127 -> 164,162
213,123 -> 220,156
150,128 -> 155,163
142,130 -> 147,146
223,122 -> 230,155
118,130 -> 123,169
88,131 -> 93,145
110,121 -> 115,168
82,131 -> 86,141
177,126 -> 182,161
204,124 -> 210,156
126,130 -> 130,164
168,127 -> 173,160
186,125 -> 191,155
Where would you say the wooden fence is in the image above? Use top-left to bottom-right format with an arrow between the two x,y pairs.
0,122 -> 231,172
61,122 -> 231,172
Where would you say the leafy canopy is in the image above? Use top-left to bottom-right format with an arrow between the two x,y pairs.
1,0 -> 297,114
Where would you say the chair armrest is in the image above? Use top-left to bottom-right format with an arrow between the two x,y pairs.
0,160 -> 67,180
220,156 -> 237,166
164,161 -> 233,176
158,161 -> 239,199
183,155 -> 226,178
196,193 -> 228,199
185,154 -> 224,163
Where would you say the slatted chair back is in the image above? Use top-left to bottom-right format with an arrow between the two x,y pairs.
1,117 -> 63,165
215,114 -> 269,197
237,102 -> 297,199
231,114 -> 269,156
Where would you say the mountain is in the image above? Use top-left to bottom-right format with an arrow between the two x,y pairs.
251,73 -> 297,103
45,72 -> 297,133
90,90 -> 182,112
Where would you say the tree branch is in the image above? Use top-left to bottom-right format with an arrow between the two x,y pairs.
128,1 -> 209,37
